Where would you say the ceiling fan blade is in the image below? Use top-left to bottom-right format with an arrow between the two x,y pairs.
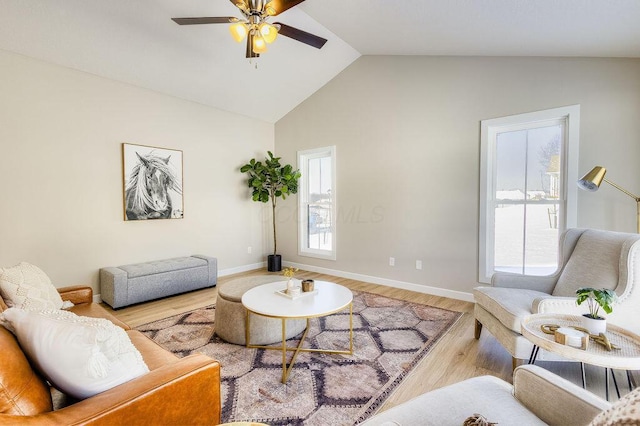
275,23 -> 327,49
172,17 -> 239,25
229,0 -> 250,13
265,0 -> 306,16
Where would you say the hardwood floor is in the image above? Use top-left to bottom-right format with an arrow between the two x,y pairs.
104,268 -> 636,413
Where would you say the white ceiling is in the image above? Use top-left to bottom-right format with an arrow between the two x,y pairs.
301,0 -> 640,57
1,1 -> 639,123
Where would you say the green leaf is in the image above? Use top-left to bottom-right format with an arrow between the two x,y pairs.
240,153 -> 301,205
575,287 -> 617,316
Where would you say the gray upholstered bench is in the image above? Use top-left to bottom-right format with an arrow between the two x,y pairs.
100,255 -> 217,309
215,275 -> 306,345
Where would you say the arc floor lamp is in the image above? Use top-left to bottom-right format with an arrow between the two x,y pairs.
577,166 -> 640,233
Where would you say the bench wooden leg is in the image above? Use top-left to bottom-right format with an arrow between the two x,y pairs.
474,319 -> 483,339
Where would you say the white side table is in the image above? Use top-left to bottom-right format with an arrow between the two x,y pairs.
241,280 -> 354,383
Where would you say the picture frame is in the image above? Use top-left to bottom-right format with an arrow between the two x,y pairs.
122,143 -> 184,220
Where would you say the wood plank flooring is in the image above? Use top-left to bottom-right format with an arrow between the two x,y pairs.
103,268 -> 637,414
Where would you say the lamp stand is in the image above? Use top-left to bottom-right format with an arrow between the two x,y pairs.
603,178 -> 640,233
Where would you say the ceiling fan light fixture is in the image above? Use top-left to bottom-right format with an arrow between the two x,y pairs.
259,23 -> 278,43
252,32 -> 268,53
172,0 -> 329,58
229,22 -> 248,42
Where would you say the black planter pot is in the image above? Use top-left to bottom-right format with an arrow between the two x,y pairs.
267,254 -> 282,272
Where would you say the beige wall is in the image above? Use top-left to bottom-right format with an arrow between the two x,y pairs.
275,56 -> 640,297
0,50 -> 274,295
3,52 -> 639,301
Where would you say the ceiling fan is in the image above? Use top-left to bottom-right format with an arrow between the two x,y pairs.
172,0 -> 328,58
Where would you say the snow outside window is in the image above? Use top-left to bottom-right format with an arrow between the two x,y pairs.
479,106 -> 580,283
298,146 -> 336,260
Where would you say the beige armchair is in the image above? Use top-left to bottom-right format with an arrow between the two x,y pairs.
474,228 -> 640,368
361,365 -> 614,425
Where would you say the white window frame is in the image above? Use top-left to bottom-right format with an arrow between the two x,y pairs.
479,105 -> 580,283
298,146 -> 337,260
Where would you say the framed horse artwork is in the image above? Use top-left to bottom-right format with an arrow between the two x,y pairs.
122,143 -> 184,220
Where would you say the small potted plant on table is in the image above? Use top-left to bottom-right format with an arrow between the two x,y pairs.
575,287 -> 617,335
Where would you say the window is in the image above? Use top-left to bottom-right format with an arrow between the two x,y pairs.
479,106 -> 580,283
298,146 -> 336,260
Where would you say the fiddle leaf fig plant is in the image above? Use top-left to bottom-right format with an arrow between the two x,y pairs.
240,151 -> 301,255
576,287 -> 617,319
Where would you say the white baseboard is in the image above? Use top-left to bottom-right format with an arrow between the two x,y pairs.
94,261 -> 474,305
219,262 -> 267,277
283,261 -> 475,303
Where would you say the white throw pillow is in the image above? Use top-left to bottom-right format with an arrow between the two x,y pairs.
1,308 -> 149,399
0,262 -> 73,310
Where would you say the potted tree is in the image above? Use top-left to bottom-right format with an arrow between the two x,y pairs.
575,287 -> 617,335
240,151 -> 301,272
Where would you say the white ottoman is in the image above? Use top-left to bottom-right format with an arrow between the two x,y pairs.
214,275 -> 307,345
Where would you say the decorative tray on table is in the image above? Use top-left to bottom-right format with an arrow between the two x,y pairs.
275,288 -> 318,300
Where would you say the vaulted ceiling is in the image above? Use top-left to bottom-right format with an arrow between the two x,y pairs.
2,1 -> 639,123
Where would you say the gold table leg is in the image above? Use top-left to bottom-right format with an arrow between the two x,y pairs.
246,302 -> 354,384
281,318 -> 287,383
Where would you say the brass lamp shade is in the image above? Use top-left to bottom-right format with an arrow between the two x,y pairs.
577,165 -> 640,233
577,166 -> 607,192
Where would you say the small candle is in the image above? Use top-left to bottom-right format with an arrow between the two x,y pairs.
302,279 -> 315,292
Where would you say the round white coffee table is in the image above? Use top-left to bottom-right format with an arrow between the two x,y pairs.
241,280 -> 354,383
521,313 -> 640,399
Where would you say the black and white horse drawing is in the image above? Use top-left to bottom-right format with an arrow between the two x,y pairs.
125,152 -> 182,220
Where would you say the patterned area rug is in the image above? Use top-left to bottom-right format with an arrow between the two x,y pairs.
136,290 -> 461,425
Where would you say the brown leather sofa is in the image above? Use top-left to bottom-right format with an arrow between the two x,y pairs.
0,285 -> 221,425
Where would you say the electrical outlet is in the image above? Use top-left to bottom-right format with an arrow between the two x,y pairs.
416,260 -> 423,270
389,257 -> 395,266
247,246 -> 252,254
